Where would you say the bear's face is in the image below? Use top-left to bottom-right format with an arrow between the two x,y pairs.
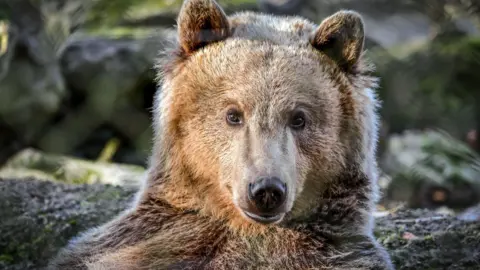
168,42 -> 346,224
156,0 -> 371,228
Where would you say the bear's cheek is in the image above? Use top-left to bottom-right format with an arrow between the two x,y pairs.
291,130 -> 345,195
216,138 -> 245,191
218,143 -> 263,214
293,154 -> 310,193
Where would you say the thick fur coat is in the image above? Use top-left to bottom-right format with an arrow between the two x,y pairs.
49,0 -> 394,269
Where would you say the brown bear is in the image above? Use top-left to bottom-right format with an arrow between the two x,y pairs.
49,0 -> 394,269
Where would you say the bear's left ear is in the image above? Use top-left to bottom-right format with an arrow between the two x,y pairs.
177,0 -> 231,55
310,11 -> 365,73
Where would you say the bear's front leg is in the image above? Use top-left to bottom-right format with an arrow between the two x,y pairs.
47,208 -> 158,270
48,196 -> 191,270
329,235 -> 394,270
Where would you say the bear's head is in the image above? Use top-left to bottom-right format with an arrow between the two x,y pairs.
149,0 -> 379,233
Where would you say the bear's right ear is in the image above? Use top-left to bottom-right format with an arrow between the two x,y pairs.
177,0 -> 231,55
310,10 -> 365,73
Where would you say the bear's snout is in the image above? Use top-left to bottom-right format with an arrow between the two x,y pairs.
241,176 -> 287,224
248,177 -> 286,212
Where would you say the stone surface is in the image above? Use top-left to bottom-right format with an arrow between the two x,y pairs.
375,208 -> 480,270
0,5 -> 66,144
37,29 -> 175,157
0,178 -> 137,270
0,3 -> 175,166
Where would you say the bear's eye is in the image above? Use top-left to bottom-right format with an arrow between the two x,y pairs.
226,108 -> 243,126
290,111 -> 306,130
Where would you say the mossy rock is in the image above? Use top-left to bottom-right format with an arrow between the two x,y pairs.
0,177 -> 137,270
1,176 -> 480,269
375,208 -> 480,270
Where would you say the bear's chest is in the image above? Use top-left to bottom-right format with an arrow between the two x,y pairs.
166,233 -> 330,269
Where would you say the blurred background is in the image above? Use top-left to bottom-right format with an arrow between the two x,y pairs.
1,1 -> 480,269
1,0 -> 480,226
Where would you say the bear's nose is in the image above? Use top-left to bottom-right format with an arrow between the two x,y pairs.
248,177 -> 287,213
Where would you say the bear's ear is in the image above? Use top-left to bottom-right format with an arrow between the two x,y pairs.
177,0 -> 231,55
310,10 -> 365,73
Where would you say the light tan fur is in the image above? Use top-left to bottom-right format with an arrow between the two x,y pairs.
49,0 -> 393,269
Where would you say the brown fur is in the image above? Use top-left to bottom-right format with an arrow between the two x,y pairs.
49,0 -> 393,269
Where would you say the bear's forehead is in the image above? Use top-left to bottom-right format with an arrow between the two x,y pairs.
189,39 -> 336,95
171,11 -> 344,114
189,11 -> 338,86
180,42 -> 340,116
229,12 -> 317,46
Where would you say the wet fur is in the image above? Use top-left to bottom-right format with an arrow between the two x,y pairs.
49,0 -> 393,269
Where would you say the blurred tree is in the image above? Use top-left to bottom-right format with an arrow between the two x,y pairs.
439,37 -> 480,152
282,0 -> 480,34
36,0 -> 259,30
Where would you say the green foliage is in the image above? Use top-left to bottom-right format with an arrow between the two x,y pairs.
416,35 -> 480,100
0,6 -> 8,21
436,38 -> 480,99
0,254 -> 13,263
84,0 -> 182,28
401,130 -> 480,184
386,129 -> 480,210
34,0 -> 257,52
372,35 -> 480,133
71,0 -> 256,29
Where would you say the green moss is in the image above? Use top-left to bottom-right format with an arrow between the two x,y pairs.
69,168 -> 101,185
376,232 -> 399,244
0,254 -> 13,263
6,150 -> 63,176
68,219 -> 78,226
86,186 -> 123,202
423,234 -> 434,241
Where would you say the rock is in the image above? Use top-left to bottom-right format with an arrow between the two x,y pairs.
0,1 -> 66,145
0,148 -> 146,188
58,29 -> 168,98
0,177 -> 137,270
0,22 -> 25,165
457,203 -> 480,222
375,208 -> 480,270
0,2 -> 169,166
36,29 -> 175,160
1,176 -> 479,269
